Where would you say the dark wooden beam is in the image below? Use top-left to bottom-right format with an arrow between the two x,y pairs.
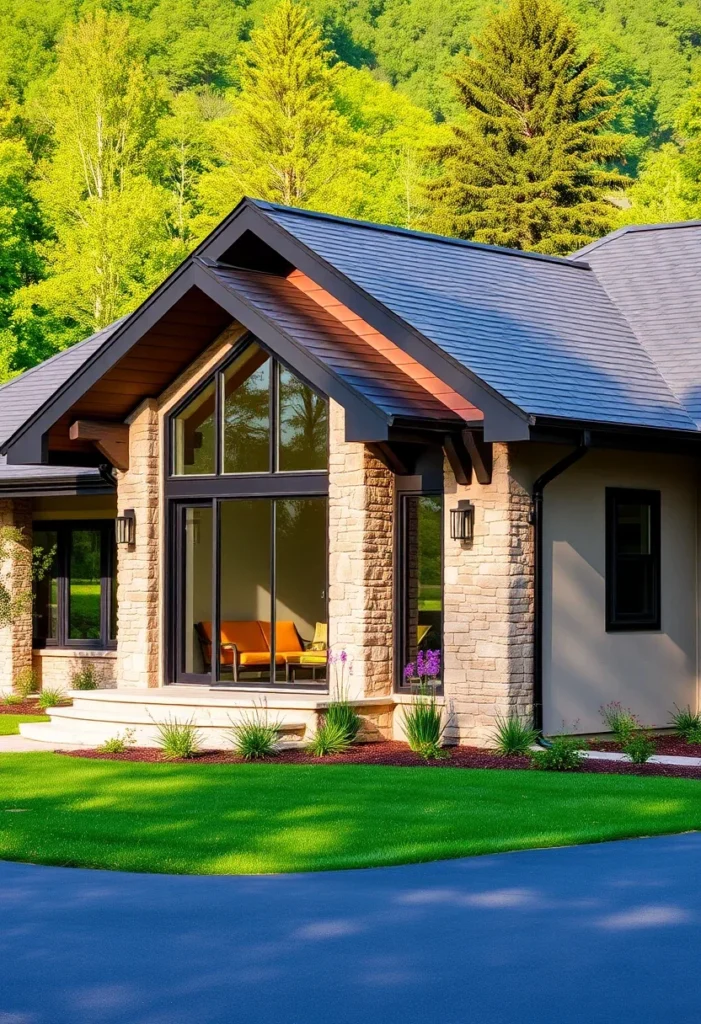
462,430 -> 493,484
69,420 -> 130,471
443,433 -> 472,486
366,441 -> 412,476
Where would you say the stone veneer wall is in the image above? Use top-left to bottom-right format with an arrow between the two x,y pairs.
115,399 -> 161,687
33,650 -> 117,690
442,442 -> 534,745
327,402 -> 394,698
0,499 -> 33,692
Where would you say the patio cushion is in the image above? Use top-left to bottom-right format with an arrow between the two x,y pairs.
260,620 -> 304,655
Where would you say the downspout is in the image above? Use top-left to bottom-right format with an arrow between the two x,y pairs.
530,432 -> 590,736
98,463 -> 117,489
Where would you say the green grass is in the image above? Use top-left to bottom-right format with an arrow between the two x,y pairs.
0,715 -> 50,736
1,754 -> 701,875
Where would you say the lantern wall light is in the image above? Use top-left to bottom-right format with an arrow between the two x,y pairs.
450,500 -> 474,543
116,508 -> 136,546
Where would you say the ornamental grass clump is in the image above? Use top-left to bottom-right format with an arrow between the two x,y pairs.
600,701 -> 640,744
153,716 -> 203,760
530,735 -> 584,772
670,705 -> 701,741
402,650 -> 446,760
492,715 -> 539,756
71,664 -> 99,690
325,650 -> 360,744
229,706 -> 281,760
38,687 -> 65,710
14,668 -> 39,699
307,718 -> 351,757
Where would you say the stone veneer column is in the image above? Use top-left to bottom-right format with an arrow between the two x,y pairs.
443,443 -> 533,744
327,402 -> 394,698
115,399 -> 160,688
0,499 -> 33,692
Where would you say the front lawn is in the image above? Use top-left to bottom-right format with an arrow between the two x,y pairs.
0,715 -> 50,736
1,753 -> 700,874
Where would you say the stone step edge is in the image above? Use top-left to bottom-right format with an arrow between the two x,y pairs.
45,706 -> 310,730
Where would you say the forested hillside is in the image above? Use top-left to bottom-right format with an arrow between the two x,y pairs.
1,0 -> 700,378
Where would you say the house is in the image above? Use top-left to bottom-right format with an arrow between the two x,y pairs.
2,199 -> 700,747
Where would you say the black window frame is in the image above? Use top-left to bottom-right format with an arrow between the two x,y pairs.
395,489 -> 444,692
605,488 -> 661,633
165,334 -> 330,688
32,519 -> 117,650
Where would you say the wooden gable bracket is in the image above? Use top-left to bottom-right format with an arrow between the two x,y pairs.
443,432 -> 472,486
366,441 -> 413,476
69,420 -> 130,472
462,430 -> 493,485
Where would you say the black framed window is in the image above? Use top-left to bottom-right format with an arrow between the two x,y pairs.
32,521 -> 117,649
171,337 -> 328,478
397,492 -> 443,688
606,488 -> 661,632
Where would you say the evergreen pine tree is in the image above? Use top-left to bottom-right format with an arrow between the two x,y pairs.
427,0 -> 627,254
197,0 -> 346,219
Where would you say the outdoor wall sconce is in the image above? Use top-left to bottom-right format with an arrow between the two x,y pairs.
450,500 -> 474,542
116,509 -> 136,546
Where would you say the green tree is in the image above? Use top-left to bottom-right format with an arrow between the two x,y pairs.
617,143 -> 693,226
427,0 -> 627,253
197,0 -> 349,224
15,10 -> 184,351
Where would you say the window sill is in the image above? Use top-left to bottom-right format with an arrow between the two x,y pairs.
33,648 -> 117,659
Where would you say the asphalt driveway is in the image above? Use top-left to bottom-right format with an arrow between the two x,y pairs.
1,833 -> 701,1024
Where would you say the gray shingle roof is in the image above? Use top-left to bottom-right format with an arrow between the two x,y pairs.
202,262 -> 464,424
0,319 -> 125,449
258,204 -> 698,432
573,222 -> 701,429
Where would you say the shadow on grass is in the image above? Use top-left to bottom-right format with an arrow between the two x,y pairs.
1,754 -> 700,875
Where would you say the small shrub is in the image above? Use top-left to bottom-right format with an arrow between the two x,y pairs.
97,729 -> 136,754
2,693 -> 22,706
229,709 -> 281,760
491,715 -> 538,756
324,700 -> 360,745
14,667 -> 39,699
670,704 -> 701,740
402,687 -> 446,760
71,664 -> 99,691
600,701 -> 640,744
153,716 -> 202,760
530,735 -> 584,772
623,732 -> 656,764
685,724 -> 701,746
38,687 -> 65,710
307,718 -> 351,757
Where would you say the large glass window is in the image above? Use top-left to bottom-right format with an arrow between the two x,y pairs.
183,507 -> 213,675
171,338 -> 328,477
398,494 -> 443,685
606,488 -> 661,631
32,522 -> 117,649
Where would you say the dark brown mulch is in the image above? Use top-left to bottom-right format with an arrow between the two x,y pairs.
63,740 -> 701,780
0,699 -> 52,715
588,735 -> 701,758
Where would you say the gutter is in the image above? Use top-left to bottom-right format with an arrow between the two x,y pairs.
530,433 -> 590,734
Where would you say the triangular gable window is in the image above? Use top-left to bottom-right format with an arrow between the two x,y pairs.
172,338 -> 328,476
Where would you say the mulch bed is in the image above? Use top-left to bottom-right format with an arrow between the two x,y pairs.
0,699 -> 54,716
63,740 -> 701,780
587,735 -> 701,758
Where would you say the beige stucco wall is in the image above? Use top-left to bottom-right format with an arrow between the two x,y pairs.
442,444 -> 534,745
511,445 -> 699,735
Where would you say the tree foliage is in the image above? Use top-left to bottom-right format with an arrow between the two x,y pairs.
427,0 -> 627,253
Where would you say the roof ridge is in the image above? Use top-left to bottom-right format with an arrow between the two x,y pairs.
573,219 -> 701,260
253,199 -> 592,272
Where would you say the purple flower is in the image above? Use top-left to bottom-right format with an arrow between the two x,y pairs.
340,650 -> 348,663
425,649 -> 441,679
403,662 -> 415,679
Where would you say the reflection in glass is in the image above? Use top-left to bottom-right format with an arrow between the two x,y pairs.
110,537 -> 118,641
173,381 -> 216,475
402,495 -> 442,676
222,345 -> 270,474
278,367 -> 328,471
33,529 -> 58,642
69,530 -> 101,640
275,498 -> 327,682
218,500 -> 272,681
184,507 -> 213,674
